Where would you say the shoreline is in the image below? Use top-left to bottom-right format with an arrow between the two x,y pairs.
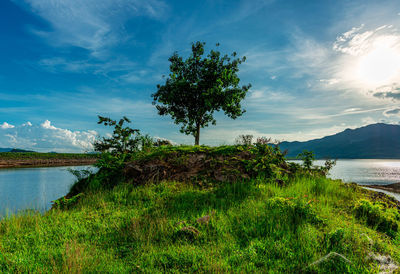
364,182 -> 400,194
0,158 -> 98,169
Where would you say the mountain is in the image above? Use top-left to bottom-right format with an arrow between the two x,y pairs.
10,148 -> 36,153
0,148 -> 36,153
279,123 -> 400,159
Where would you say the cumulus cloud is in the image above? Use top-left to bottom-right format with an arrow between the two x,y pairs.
0,122 -> 15,129
0,121 -> 97,152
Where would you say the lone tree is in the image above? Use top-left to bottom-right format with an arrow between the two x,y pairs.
152,41 -> 251,145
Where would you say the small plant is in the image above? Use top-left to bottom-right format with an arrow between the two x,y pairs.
94,116 -> 141,155
320,159 -> 336,175
139,134 -> 155,152
297,150 -> 315,170
255,136 -> 271,145
235,134 -> 253,145
255,137 -> 280,146
52,193 -> 84,210
154,138 -> 172,147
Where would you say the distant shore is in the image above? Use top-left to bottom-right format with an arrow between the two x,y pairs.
365,182 -> 400,194
0,158 -> 98,168
0,152 -> 98,168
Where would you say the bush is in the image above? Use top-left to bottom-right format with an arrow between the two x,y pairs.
297,150 -> 315,170
354,199 -> 400,238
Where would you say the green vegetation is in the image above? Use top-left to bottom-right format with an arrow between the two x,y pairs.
0,144 -> 399,273
152,41 -> 251,145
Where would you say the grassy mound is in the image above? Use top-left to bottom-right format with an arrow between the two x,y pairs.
123,145 -> 290,185
0,145 -> 399,272
67,145 -> 293,197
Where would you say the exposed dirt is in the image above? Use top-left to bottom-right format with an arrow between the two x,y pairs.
123,150 -> 289,185
0,158 -> 97,168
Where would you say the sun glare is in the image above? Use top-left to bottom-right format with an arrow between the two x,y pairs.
357,45 -> 400,86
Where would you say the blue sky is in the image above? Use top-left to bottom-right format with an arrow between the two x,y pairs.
1,0 -> 400,152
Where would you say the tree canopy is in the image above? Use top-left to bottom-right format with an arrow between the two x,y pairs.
152,41 -> 251,145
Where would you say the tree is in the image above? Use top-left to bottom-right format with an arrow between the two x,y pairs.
152,41 -> 251,145
93,116 -> 141,154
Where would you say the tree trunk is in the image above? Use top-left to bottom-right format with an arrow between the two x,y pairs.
195,123 -> 200,145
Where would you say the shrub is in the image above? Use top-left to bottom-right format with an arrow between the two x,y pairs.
235,134 -> 253,145
297,150 -> 315,170
354,199 -> 400,238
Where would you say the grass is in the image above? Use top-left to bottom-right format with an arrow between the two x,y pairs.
0,175 -> 399,272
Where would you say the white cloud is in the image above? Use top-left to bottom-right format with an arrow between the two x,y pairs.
319,78 -> 339,85
0,122 -> 15,129
0,121 -> 97,152
16,0 -> 168,56
383,108 -> 400,117
38,57 -> 137,77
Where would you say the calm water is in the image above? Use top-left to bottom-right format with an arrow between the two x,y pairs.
0,165 -> 94,215
311,159 -> 400,201
312,159 -> 400,185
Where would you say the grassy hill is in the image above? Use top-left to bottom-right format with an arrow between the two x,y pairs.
0,145 -> 399,272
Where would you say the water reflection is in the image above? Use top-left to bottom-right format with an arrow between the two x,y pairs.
312,159 -> 400,185
0,166 -> 94,215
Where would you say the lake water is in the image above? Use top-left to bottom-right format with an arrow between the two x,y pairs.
0,165 -> 94,215
310,159 -> 400,201
311,159 -> 400,185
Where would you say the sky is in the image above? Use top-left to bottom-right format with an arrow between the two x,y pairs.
1,0 -> 400,152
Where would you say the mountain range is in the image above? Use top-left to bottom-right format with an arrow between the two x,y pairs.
279,123 -> 400,159
0,148 -> 36,153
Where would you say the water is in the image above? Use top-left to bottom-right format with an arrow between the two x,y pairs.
312,159 -> 400,185
0,165 -> 94,215
293,159 -> 400,201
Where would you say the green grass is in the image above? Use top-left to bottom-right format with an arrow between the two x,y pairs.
0,175 -> 398,273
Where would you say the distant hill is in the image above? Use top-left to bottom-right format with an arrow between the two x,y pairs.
280,123 -> 400,159
10,148 -> 36,153
0,148 -> 36,153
